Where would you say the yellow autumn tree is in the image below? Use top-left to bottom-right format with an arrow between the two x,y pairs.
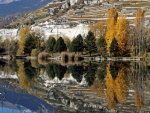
17,26 -> 30,55
106,8 -> 118,55
115,15 -> 129,56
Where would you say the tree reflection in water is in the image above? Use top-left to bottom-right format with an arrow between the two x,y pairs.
0,60 -> 149,112
129,62 -> 148,109
17,60 -> 39,90
84,63 -> 98,86
68,65 -> 85,83
46,64 -> 67,80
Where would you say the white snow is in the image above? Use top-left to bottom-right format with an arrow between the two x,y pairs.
0,23 -> 89,40
32,23 -> 89,40
0,29 -> 18,40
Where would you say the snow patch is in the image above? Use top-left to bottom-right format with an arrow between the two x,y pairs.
0,29 -> 18,40
32,23 -> 89,40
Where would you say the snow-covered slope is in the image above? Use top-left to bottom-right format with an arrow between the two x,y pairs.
0,29 -> 18,39
32,23 -> 89,40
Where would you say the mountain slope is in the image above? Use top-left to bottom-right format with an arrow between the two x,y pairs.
0,0 -> 52,17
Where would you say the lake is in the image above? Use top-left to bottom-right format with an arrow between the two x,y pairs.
0,59 -> 150,113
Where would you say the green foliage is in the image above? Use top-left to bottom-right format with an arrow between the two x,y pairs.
54,37 -> 67,53
24,34 -> 36,55
84,31 -> 97,56
97,36 -> 107,57
0,38 -> 18,56
10,39 -> 18,56
69,34 -> 84,53
24,32 -> 42,55
110,38 -> 120,57
46,37 -> 56,53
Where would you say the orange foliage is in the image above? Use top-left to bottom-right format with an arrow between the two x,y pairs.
115,15 -> 129,55
106,8 -> 118,55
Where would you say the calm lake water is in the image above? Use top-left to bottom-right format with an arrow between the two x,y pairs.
0,59 -> 150,113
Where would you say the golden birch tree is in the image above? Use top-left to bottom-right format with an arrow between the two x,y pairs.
115,15 -> 129,56
106,8 -> 118,55
17,26 -> 30,55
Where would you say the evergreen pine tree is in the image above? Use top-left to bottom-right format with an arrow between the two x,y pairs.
54,37 -> 67,53
46,37 -> 56,53
84,31 -> 97,56
69,34 -> 84,52
110,38 -> 120,57
97,36 -> 107,57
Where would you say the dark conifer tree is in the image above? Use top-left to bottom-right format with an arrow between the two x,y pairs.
54,37 -> 67,53
69,34 -> 84,53
46,37 -> 56,53
84,31 -> 97,56
110,38 -> 120,57
97,36 -> 107,57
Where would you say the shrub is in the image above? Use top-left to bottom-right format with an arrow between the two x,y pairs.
31,49 -> 39,57
38,52 -> 51,60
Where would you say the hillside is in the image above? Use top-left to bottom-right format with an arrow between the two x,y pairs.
9,0 -> 150,26
1,0 -> 150,39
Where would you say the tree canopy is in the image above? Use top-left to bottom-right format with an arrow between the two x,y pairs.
69,34 -> 84,52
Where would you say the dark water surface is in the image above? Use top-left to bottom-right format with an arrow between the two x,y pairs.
0,60 -> 150,113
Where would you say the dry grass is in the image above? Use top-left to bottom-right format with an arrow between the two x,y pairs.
38,52 -> 51,60
38,59 -> 53,65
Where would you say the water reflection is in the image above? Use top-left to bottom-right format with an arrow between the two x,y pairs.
0,60 -> 150,112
